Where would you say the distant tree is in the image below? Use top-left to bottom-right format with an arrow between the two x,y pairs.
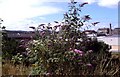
2,31 -> 19,60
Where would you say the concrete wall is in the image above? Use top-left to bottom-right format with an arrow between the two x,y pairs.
97,36 -> 120,52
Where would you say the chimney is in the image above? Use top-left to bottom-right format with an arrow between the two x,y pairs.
109,23 -> 112,35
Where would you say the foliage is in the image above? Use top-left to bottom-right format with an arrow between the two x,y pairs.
20,0 -> 113,75
2,60 -> 31,75
2,32 -> 19,60
2,0 -> 119,76
2,31 -> 29,66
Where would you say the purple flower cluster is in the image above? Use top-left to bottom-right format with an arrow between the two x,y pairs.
88,50 -> 93,53
86,63 -> 92,67
40,31 -> 45,36
73,49 -> 83,54
73,49 -> 84,56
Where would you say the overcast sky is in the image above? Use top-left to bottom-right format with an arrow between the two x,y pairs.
0,0 -> 119,31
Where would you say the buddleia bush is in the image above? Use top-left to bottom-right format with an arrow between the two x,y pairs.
19,0 -> 113,75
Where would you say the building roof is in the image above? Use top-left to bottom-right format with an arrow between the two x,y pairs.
3,30 -> 35,39
98,28 -> 110,30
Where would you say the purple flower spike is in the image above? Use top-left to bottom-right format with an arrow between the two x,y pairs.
46,73 -> 51,76
69,48 -> 72,51
40,31 -> 45,36
80,54 -> 83,56
74,49 -> 83,54
88,50 -> 93,53
78,62 -> 84,65
20,40 -> 24,43
86,63 -> 92,67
